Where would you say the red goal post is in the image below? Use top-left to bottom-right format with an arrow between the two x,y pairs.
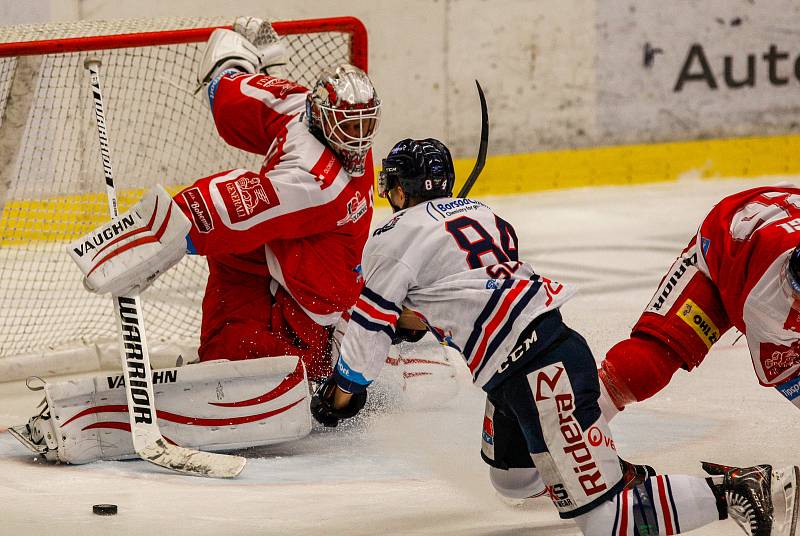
0,18 -> 368,70
0,16 -> 369,381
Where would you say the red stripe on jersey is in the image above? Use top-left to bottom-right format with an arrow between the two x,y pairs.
310,149 -> 343,191
467,281 -> 529,373
656,476 -> 675,534
618,489 -> 629,535
356,297 -> 398,326
88,202 -> 175,276
91,195 -> 160,260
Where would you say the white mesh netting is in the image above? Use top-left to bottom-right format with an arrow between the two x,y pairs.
0,17 -> 360,379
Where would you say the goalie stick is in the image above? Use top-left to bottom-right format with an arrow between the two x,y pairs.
83,58 -> 245,478
456,80 -> 489,198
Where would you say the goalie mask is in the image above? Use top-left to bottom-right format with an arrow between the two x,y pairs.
378,138 -> 455,202
306,64 -> 381,176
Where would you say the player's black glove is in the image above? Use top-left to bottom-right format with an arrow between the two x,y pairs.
310,376 -> 367,427
391,326 -> 427,345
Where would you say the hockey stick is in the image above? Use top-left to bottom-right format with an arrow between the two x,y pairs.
83,58 -> 245,478
456,80 -> 489,198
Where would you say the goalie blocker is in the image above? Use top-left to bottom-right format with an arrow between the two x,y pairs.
67,185 -> 191,296
9,356 -> 311,464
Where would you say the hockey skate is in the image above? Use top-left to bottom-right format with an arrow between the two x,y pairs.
703,461 -> 799,536
8,398 -> 59,462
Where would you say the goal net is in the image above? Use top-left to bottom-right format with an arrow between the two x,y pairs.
0,16 -> 369,380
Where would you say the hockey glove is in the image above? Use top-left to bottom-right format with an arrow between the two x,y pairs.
310,377 -> 367,427
392,307 -> 427,344
391,326 -> 427,345
67,185 -> 191,296
233,17 -> 288,78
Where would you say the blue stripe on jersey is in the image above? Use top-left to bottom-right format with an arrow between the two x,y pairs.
334,357 -> 371,394
472,279 -> 542,379
351,310 -> 395,339
664,475 -> 680,533
362,286 -> 402,315
462,279 -> 514,360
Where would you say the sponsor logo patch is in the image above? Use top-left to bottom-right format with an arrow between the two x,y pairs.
373,214 -> 403,237
760,341 -> 800,383
676,298 -> 720,349
482,415 -> 494,445
336,191 -> 369,226
701,236 -> 711,256
248,76 -> 304,98
310,151 -> 342,190
181,187 -> 214,233
532,364 -> 608,498
587,426 -> 616,450
647,252 -> 697,314
546,484 -> 573,508
216,174 -> 279,224
107,369 -> 178,390
778,376 -> 800,401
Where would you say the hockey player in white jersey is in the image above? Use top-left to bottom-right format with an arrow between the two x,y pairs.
310,138 -> 798,535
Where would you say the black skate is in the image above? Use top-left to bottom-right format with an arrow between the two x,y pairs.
704,461 -> 799,536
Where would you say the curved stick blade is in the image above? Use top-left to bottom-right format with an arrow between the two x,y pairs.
457,80 -> 489,198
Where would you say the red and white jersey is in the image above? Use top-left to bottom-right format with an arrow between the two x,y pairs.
695,186 -> 800,386
174,72 -> 373,325
336,198 -> 574,390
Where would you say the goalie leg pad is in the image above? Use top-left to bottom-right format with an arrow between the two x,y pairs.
10,356 -> 311,464
67,185 -> 191,296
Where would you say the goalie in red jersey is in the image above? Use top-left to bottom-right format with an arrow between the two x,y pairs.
601,185 -> 800,414
18,17 -> 382,466
69,17 -> 381,381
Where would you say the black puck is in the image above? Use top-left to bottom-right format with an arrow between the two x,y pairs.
92,504 -> 117,516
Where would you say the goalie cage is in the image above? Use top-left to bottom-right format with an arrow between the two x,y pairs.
0,16 -> 370,381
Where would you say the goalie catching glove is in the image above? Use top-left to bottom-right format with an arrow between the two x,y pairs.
197,17 -> 288,90
67,185 -> 191,296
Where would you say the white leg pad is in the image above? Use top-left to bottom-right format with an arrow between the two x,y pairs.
11,356 -> 311,464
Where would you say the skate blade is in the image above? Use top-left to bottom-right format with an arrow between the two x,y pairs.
7,424 -> 48,456
772,466 -> 800,536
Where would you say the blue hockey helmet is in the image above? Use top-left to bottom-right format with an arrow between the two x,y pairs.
378,138 -> 455,199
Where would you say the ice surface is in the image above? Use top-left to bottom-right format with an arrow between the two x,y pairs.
2,177 -> 799,535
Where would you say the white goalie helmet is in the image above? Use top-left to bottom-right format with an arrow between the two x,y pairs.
306,64 -> 381,176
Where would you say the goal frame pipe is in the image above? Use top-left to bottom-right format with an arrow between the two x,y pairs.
0,16 -> 369,71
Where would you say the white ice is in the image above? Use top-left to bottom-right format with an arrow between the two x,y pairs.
2,176 -> 799,535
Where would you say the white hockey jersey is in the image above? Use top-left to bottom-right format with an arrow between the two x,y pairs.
336,198 -> 576,391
